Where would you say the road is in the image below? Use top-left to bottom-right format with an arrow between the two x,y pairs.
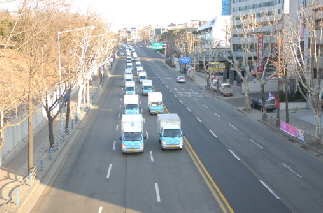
31,44 -> 323,213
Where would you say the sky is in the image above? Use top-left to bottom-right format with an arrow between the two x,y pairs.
0,0 -> 222,32
72,0 -> 222,31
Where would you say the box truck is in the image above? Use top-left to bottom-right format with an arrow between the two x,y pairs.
142,79 -> 153,95
148,92 -> 164,114
125,81 -> 136,95
120,114 -> 145,153
157,113 -> 183,150
124,94 -> 140,115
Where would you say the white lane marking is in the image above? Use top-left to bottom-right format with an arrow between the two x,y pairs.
179,100 -> 183,104
214,112 -> 221,118
190,89 -> 194,92
203,104 -> 208,108
146,131 -> 149,139
209,130 -> 217,137
196,117 -> 201,122
250,139 -> 263,149
229,150 -> 240,161
150,151 -> 154,162
229,123 -> 238,130
106,164 -> 112,179
260,180 -> 280,199
174,88 -> 178,91
120,98 -> 122,102
118,113 -> 121,119
119,104 -> 121,109
116,125 -> 119,131
174,94 -> 177,98
113,141 -> 116,150
194,97 -> 198,100
143,118 -> 145,123
187,108 -> 191,112
98,206 -> 103,213
282,163 -> 302,178
155,183 -> 161,202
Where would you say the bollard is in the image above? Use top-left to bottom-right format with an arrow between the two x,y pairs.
40,159 -> 43,172
29,172 -> 33,187
15,189 -> 19,205
49,148 -> 53,160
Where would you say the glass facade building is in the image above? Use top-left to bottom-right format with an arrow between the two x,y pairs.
222,0 -> 231,15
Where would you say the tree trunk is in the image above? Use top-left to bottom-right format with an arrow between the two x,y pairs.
28,94 -> 34,173
260,82 -> 267,121
0,110 -> 4,167
243,79 -> 251,111
65,87 -> 71,132
285,77 -> 289,123
314,106 -> 322,143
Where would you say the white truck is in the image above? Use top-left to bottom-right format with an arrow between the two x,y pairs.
157,113 -> 183,150
138,71 -> 147,83
120,114 -> 145,153
124,73 -> 133,82
219,83 -> 234,97
124,94 -> 140,114
141,79 -> 152,96
148,92 -> 164,114
125,81 -> 136,95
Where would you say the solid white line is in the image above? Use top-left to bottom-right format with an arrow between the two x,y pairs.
209,130 -> 217,137
116,125 -> 119,131
229,150 -> 240,161
155,183 -> 161,202
196,117 -> 201,122
113,141 -> 116,150
150,151 -> 154,162
250,139 -> 263,149
179,100 -> 183,104
203,104 -> 208,108
229,123 -> 238,130
214,112 -> 221,118
146,131 -> 149,139
98,206 -> 103,213
260,180 -> 280,199
187,108 -> 191,112
282,163 -> 302,178
106,164 -> 112,179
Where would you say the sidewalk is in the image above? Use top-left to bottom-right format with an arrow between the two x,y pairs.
0,74 -> 108,212
191,70 -> 322,146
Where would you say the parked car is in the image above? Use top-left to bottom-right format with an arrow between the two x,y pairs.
250,99 -> 276,112
219,83 -> 234,96
176,76 -> 186,83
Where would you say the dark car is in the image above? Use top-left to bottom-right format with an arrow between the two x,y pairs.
250,99 -> 276,112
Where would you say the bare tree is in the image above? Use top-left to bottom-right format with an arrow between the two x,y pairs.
285,3 -> 323,142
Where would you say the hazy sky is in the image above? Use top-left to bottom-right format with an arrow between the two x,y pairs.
0,0 -> 222,31
75,0 -> 222,31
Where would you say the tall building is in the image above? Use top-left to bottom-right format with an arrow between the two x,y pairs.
231,0 -> 286,70
222,0 -> 231,15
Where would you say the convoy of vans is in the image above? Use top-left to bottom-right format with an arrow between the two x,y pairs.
119,45 -> 184,154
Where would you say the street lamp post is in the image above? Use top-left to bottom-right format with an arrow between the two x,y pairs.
57,26 -> 95,138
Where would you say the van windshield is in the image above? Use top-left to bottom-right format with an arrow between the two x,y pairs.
143,86 -> 152,90
126,104 -> 138,110
126,87 -> 134,91
124,132 -> 142,141
163,129 -> 182,137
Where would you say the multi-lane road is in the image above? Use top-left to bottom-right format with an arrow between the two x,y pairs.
32,44 -> 323,213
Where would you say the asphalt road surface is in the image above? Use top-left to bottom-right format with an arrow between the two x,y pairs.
32,44 -> 323,213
